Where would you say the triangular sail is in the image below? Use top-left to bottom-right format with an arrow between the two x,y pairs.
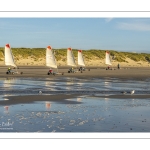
67,47 -> 76,67
105,51 -> 112,65
46,46 -> 57,68
4,44 -> 17,67
78,50 -> 85,66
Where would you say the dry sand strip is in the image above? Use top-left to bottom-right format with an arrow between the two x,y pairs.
0,66 -> 150,79
91,94 -> 150,99
2,94 -> 150,106
0,94 -> 82,105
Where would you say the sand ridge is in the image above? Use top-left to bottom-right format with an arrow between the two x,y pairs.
0,57 -> 150,67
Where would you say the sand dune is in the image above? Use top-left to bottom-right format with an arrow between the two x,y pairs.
0,57 -> 150,67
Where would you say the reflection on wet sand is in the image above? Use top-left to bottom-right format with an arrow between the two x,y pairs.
4,106 -> 9,114
45,102 -> 51,110
104,98 -> 109,101
2,78 -> 16,89
0,77 -> 150,132
77,97 -> 82,102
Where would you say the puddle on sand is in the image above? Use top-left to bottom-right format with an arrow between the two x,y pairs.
0,96 -> 150,132
0,77 -> 150,132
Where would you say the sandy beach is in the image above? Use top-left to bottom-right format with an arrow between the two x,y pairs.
0,66 -> 150,79
1,66 -> 150,132
1,66 -> 150,107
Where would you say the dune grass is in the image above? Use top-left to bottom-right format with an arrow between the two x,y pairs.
0,47 -> 150,63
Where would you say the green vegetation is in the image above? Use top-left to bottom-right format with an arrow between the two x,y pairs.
12,48 -> 45,59
0,47 -> 150,63
0,48 -> 4,58
110,50 -> 150,63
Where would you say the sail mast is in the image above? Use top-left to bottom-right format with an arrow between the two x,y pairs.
54,49 -> 59,73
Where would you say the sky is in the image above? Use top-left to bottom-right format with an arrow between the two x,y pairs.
0,18 -> 150,53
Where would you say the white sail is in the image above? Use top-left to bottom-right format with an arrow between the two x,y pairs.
105,51 -> 112,65
67,48 -> 76,67
4,44 -> 17,67
46,46 -> 57,69
78,50 -> 85,66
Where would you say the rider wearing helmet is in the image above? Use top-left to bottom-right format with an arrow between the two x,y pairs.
8,67 -> 11,73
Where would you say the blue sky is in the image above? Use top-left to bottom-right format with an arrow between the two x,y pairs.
0,18 -> 150,53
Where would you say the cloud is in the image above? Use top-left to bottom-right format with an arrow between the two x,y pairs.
117,19 -> 150,31
105,18 -> 113,23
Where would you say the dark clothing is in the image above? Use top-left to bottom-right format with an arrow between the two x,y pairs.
117,64 -> 120,69
8,68 -> 11,72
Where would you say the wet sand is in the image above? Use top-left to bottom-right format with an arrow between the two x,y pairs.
1,94 -> 150,105
92,94 -> 150,99
1,69 -> 150,133
0,94 -> 81,105
1,66 -> 150,105
0,66 -> 150,79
